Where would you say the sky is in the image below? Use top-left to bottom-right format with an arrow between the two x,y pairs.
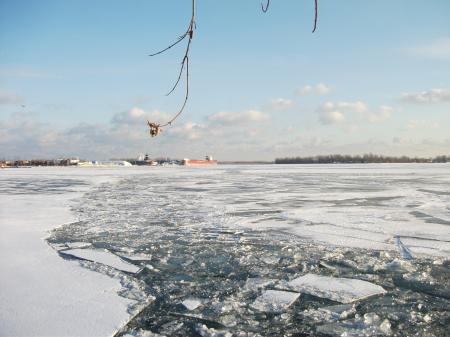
1,0 -> 449,161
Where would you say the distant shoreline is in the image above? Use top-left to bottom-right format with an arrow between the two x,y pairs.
2,154 -> 449,168
275,154 -> 449,164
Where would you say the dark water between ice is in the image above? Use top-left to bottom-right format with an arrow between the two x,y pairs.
46,165 -> 450,336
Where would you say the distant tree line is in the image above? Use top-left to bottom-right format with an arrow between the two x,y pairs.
275,154 -> 449,164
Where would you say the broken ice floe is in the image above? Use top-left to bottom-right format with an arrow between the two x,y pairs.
182,298 -> 203,311
118,252 -> 153,261
316,312 -> 392,337
286,274 -> 386,303
243,278 -> 277,291
302,303 -> 355,323
395,236 -> 413,260
60,248 -> 141,273
250,290 -> 300,313
65,241 -> 92,249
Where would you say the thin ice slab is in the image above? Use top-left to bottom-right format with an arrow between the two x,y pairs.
251,290 -> 300,313
287,274 -> 386,303
60,248 -> 141,273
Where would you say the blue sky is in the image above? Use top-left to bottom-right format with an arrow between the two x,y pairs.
1,0 -> 449,160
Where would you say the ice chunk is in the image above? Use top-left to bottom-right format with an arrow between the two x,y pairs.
395,236 -> 413,260
119,252 -> 152,261
302,304 -> 355,323
60,248 -> 141,273
65,241 -> 92,249
250,290 -> 300,313
182,298 -> 203,311
319,303 -> 355,317
287,274 -> 386,303
145,264 -> 159,272
317,313 -> 392,336
244,278 -> 277,291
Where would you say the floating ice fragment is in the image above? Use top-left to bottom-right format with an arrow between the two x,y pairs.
303,304 -> 355,323
145,264 -> 159,272
119,252 -> 152,261
287,274 -> 386,303
60,248 -> 141,273
123,329 -> 164,337
244,278 -> 277,291
65,241 -> 92,249
395,236 -> 413,260
317,314 -> 392,336
250,290 -> 300,313
182,298 -> 203,311
319,303 -> 355,318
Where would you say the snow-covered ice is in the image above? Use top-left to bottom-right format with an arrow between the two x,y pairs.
1,163 -> 449,336
0,167 -> 149,337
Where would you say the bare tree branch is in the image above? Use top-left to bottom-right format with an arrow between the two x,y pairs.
261,0 -> 270,13
147,0 -> 319,137
147,0 -> 195,136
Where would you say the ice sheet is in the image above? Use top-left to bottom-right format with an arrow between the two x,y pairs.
287,274 -> 387,303
0,167 -> 150,337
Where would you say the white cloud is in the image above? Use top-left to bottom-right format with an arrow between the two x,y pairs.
296,85 -> 313,96
319,110 -> 345,125
405,119 -> 440,130
208,110 -> 269,125
407,38 -> 450,60
364,105 -> 395,123
316,83 -> 332,95
0,90 -> 23,105
401,88 -> 450,103
317,102 -> 394,126
297,83 -> 332,96
111,107 -> 170,126
331,101 -> 368,113
167,122 -> 206,140
269,98 -> 294,110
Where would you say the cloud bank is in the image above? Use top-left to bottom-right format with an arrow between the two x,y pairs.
401,89 -> 450,103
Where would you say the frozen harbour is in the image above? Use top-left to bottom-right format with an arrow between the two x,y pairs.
1,164 -> 449,336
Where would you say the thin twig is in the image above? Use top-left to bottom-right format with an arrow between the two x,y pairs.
147,0 -> 319,137
261,0 -> 319,33
148,32 -> 189,57
162,56 -> 189,127
312,0 -> 318,33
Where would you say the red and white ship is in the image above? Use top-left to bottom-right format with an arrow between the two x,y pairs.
182,155 -> 218,166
